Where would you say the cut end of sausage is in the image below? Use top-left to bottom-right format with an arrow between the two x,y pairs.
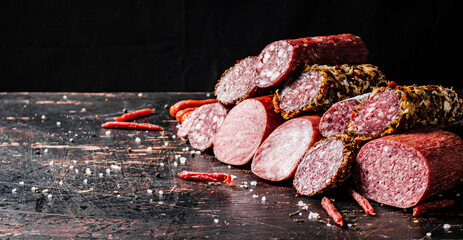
278,70 -> 323,113
354,139 -> 429,208
293,138 -> 352,196
188,103 -> 228,151
215,57 -> 258,105
255,40 -> 293,88
213,98 -> 270,165
350,90 -> 400,138
251,116 -> 321,181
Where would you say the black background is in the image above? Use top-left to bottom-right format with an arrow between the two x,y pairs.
1,0 -> 462,92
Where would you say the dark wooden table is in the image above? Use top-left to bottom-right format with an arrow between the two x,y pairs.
0,92 -> 462,239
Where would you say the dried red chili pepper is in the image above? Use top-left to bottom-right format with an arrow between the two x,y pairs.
387,81 -> 397,87
169,99 -> 217,117
101,122 -> 163,131
178,171 -> 232,184
115,108 -> 154,122
348,188 -> 375,215
412,199 -> 454,217
321,197 -> 344,226
175,107 -> 197,123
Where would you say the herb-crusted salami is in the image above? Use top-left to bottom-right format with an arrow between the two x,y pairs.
353,128 -> 463,208
255,34 -> 369,88
213,95 -> 284,166
215,57 -> 260,105
293,137 -> 358,196
347,85 -> 463,141
274,64 -> 386,119
319,93 -> 371,137
251,115 -> 321,181
188,103 -> 228,151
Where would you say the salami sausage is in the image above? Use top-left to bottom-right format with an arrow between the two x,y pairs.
255,34 -> 369,88
176,106 -> 201,138
188,103 -> 228,151
353,128 -> 463,208
347,85 -> 463,141
274,64 -> 386,119
213,95 -> 284,165
293,137 -> 358,196
319,93 -> 371,138
215,57 -> 260,105
251,115 -> 321,181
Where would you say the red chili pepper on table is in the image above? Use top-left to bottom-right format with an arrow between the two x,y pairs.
115,108 -> 154,122
412,199 -> 454,217
348,188 -> 375,215
178,171 -> 232,185
321,197 -> 344,226
169,99 -> 217,117
175,107 -> 197,123
101,122 -> 163,131
387,81 -> 397,87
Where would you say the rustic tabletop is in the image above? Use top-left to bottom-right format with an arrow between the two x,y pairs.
0,92 -> 462,239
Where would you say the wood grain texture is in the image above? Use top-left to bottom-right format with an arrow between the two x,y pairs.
0,92 -> 462,239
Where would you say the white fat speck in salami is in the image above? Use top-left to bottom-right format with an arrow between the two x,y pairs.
213,95 -> 284,165
278,70 -> 322,112
353,128 -> 463,208
293,138 -> 347,196
215,57 -> 258,105
251,115 -> 321,181
320,93 -> 371,137
350,90 -> 400,137
188,103 -> 228,151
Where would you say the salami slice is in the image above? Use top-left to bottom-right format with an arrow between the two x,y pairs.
353,128 -> 463,208
274,64 -> 386,119
215,57 -> 260,105
255,34 -> 369,88
176,107 -> 201,138
251,115 -> 321,181
188,103 -> 228,151
319,93 -> 371,138
293,137 -> 358,196
213,95 -> 284,165
347,85 -> 463,141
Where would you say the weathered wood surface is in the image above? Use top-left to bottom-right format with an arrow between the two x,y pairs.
0,92 -> 462,239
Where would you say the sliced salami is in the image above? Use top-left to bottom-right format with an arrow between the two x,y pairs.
274,64 -> 386,119
353,128 -> 463,208
251,115 -> 322,181
347,85 -> 463,141
176,107 -> 201,138
188,103 -> 228,151
255,34 -> 369,88
213,95 -> 284,165
215,57 -> 260,105
319,93 -> 371,138
293,137 -> 358,196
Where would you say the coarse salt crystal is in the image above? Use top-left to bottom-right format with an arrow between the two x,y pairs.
147,147 -> 152,151
63,95 -> 67,100
173,162 -> 178,167
195,150 -> 201,155
49,160 -> 54,166
85,168 -> 92,175
41,115 -> 46,120
31,187 -> 38,192
111,165 -> 121,171
261,196 -> 266,202
179,157 -> 187,165
164,142 -> 168,146
59,181 -> 63,186
159,162 -> 165,167
83,179 -> 88,185
147,189 -> 153,195
443,224 -> 451,229
47,194 -> 53,199
426,232 -> 432,237
252,195 -> 259,198
105,130 -> 111,136
137,93 -> 143,97
308,212 -> 319,220
158,190 -> 164,195
135,137 -> 141,143
347,223 -> 353,228
250,181 -> 257,186
12,188 -> 17,194
214,219 -> 219,223
106,168 -> 111,174
99,173 -> 104,178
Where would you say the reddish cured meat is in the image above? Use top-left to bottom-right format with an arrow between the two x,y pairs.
321,197 -> 344,226
188,103 -> 228,151
251,115 -> 321,181
353,128 -> 463,208
215,57 -> 259,105
293,137 -> 358,196
412,199 -> 454,216
319,93 -> 371,137
213,95 -> 284,165
255,34 -> 368,88
169,98 -> 217,117
175,107 -> 197,123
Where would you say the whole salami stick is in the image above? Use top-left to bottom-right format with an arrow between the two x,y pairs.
412,199 -> 455,217
274,64 -> 386,119
321,197 -> 344,226
347,84 -> 463,141
348,188 -> 375,215
255,34 -> 369,88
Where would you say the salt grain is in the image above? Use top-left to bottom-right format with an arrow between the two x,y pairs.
111,165 -> 121,172
83,179 -> 88,185
147,147 -> 152,151
41,115 -> 46,120
252,195 -> 259,198
159,162 -> 165,167
308,212 -> 319,220
261,196 -> 266,202
47,194 -> 53,199
250,181 -> 257,186
98,173 -> 104,178
106,168 -> 111,174
69,165 -> 74,170
135,137 -> 141,143
426,232 -> 432,237
59,181 -> 63,186
158,190 -> 164,195
31,187 -> 38,193
137,93 -> 143,97
147,189 -> 153,195
105,130 -> 111,136
12,188 -> 17,194
49,160 -> 54,166
214,219 -> 219,224
347,223 -> 353,228
63,95 -> 68,100
443,223 -> 451,229
85,168 -> 92,175
179,157 -> 187,165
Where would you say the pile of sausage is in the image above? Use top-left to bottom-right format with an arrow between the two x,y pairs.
171,34 -> 463,215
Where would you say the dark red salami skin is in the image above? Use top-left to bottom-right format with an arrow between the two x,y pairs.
251,115 -> 321,181
215,57 -> 259,105
213,95 -> 285,166
353,128 -> 463,208
255,34 -> 368,88
293,137 -> 358,196
188,103 -> 228,151
319,93 -> 371,137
